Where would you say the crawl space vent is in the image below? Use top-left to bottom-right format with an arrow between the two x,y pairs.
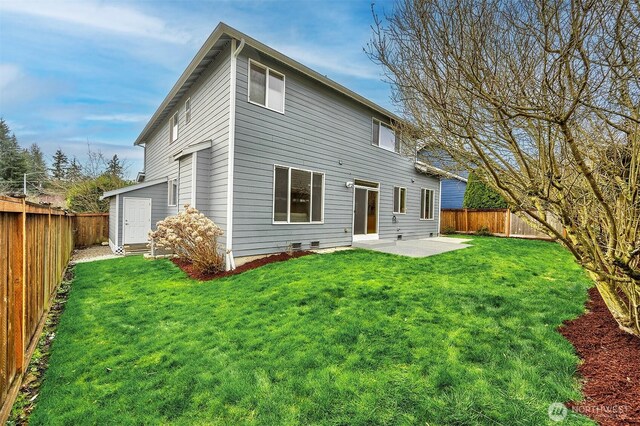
310,241 -> 320,249
291,242 -> 302,251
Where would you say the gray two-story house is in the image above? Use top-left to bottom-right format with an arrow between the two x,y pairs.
102,23 -> 445,269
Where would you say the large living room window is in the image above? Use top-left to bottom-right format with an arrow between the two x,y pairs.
273,165 -> 324,223
249,60 -> 285,113
372,119 -> 398,153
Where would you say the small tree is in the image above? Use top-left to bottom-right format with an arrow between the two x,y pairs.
463,173 -> 507,209
149,206 -> 225,274
67,157 -> 84,182
105,154 -> 124,178
50,149 -> 69,180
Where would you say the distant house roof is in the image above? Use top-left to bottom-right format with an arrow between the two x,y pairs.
133,22 -> 402,147
415,161 -> 468,182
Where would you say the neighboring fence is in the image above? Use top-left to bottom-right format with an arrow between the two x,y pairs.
440,208 -> 565,239
0,196 -> 108,422
73,213 -> 109,246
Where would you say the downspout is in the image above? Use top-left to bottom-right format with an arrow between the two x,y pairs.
437,179 -> 442,236
225,37 -> 245,270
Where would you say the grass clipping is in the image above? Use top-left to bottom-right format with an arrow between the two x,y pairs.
150,205 -> 224,274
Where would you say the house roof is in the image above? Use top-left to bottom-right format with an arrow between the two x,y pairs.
133,22 -> 401,146
99,177 -> 168,200
415,161 -> 468,182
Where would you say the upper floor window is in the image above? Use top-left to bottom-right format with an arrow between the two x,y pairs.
185,98 -> 191,125
249,60 -> 285,113
393,186 -> 406,214
170,112 -> 179,143
273,165 -> 324,223
420,188 -> 435,220
372,119 -> 398,153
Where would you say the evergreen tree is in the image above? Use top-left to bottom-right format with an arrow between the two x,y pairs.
105,154 -> 124,178
51,149 -> 69,180
26,143 -> 48,178
0,118 -> 28,191
67,157 -> 84,182
462,172 -> 508,209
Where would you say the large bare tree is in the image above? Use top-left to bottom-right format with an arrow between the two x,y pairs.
370,0 -> 640,336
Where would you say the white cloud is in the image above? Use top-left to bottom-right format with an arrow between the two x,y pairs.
0,1 -> 190,44
85,113 -> 149,123
0,63 -> 21,92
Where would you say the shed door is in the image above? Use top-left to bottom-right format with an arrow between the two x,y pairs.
123,197 -> 151,244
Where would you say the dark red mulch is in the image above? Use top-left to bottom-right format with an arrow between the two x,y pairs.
171,250 -> 313,281
559,287 -> 640,425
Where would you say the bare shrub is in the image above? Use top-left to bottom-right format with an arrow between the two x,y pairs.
149,205 -> 224,274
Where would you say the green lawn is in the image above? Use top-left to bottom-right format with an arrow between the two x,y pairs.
30,237 -> 594,425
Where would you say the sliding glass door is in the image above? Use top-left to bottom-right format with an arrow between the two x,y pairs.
353,180 -> 379,241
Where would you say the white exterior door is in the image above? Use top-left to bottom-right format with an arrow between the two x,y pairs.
123,197 -> 152,244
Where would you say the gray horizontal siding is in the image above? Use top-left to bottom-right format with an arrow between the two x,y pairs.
109,197 -> 117,244
178,155 -> 192,209
441,179 -> 466,209
194,148 -> 212,215
232,47 -> 440,257
142,42 -> 230,244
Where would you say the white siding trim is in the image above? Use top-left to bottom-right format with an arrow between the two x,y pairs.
437,179 -> 442,234
191,152 -> 197,207
226,38 -> 244,270
115,194 -> 120,247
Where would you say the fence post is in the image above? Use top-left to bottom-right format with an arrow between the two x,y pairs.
11,198 -> 26,373
505,209 -> 511,238
464,208 -> 469,233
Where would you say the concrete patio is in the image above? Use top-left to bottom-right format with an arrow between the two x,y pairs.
352,236 -> 472,257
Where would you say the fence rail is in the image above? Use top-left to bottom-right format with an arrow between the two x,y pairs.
440,208 -> 564,240
0,196 -> 108,422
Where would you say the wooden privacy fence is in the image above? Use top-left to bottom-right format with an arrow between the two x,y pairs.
0,196 -> 108,422
73,213 -> 109,246
440,208 -> 565,239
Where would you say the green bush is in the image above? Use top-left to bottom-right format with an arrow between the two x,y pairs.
463,172 -> 508,209
441,225 -> 457,235
66,174 -> 129,212
475,226 -> 493,236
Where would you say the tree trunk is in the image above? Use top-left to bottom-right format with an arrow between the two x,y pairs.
592,274 -> 640,337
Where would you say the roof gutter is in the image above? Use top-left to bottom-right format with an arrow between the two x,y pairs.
415,161 -> 468,182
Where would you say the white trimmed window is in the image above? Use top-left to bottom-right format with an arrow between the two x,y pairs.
420,188 -> 435,220
273,165 -> 324,223
393,186 -> 406,214
170,112 -> 179,143
168,179 -> 178,206
185,98 -> 191,125
372,119 -> 398,153
249,60 -> 285,113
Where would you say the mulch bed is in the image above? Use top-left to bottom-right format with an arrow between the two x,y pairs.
559,287 -> 640,425
171,250 -> 313,281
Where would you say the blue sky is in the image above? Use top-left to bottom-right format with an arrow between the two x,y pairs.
0,0 -> 396,179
